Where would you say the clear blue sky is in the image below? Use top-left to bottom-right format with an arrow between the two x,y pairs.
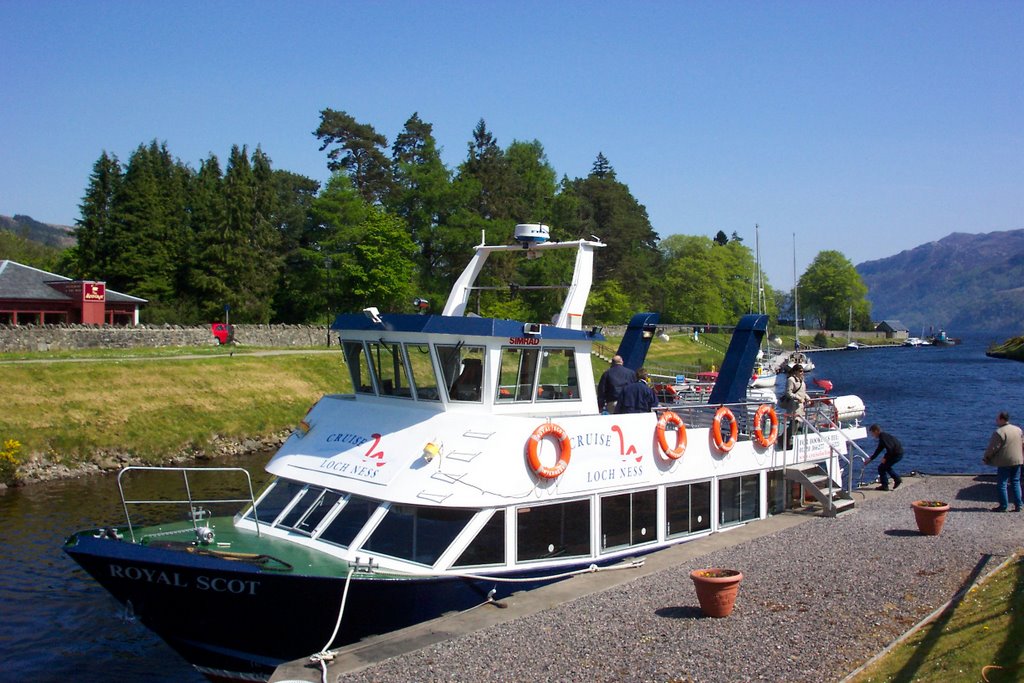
2,1 -> 1021,288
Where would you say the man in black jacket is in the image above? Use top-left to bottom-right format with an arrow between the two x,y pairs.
597,355 -> 636,414
867,424 -> 904,491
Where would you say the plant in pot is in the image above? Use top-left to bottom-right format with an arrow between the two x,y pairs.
911,500 -> 950,536
690,568 -> 743,617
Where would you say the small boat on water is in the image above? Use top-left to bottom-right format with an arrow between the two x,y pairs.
928,330 -> 960,346
64,224 -> 868,681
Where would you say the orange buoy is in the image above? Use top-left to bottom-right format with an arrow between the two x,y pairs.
526,422 -> 572,478
655,411 -> 688,459
711,406 -> 739,452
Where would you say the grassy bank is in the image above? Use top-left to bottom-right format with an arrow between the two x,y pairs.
849,553 -> 1023,682
0,349 -> 345,466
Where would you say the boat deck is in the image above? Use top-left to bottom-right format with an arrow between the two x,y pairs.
270,474 -> 1019,683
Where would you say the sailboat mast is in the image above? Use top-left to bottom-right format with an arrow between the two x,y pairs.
792,232 -> 799,350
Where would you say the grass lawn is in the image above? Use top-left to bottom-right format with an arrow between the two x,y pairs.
0,350 -> 345,463
849,553 -> 1023,683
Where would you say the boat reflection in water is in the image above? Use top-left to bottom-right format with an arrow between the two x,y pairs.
64,224 -> 868,681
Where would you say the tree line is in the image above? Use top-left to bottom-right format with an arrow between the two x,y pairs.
24,109 -> 870,329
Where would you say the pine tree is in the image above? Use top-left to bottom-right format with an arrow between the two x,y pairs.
73,151 -> 122,280
313,108 -> 393,204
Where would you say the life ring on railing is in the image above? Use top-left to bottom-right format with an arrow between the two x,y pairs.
753,404 -> 779,448
711,406 -> 739,453
655,411 -> 688,459
526,422 -> 572,479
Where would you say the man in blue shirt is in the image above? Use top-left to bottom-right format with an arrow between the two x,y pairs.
617,368 -> 659,414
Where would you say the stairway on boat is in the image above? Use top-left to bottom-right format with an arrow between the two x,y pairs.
784,462 -> 855,517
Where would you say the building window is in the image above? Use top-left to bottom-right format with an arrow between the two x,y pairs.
665,481 -> 712,538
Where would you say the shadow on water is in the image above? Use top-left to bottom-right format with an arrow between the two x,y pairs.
886,553 -> 997,683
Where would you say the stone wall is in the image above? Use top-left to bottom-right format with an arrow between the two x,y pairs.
0,323 -> 330,352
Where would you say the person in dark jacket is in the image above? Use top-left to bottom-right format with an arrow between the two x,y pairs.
597,355 -> 636,414
617,368 -> 659,414
867,424 -> 903,491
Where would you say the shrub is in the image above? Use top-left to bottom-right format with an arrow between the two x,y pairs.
0,439 -> 22,484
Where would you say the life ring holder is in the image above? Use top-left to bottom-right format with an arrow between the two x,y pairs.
526,422 -> 572,479
655,411 -> 688,460
752,404 -> 779,448
711,406 -> 739,453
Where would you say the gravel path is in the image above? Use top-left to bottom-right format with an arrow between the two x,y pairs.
341,474 -> 1021,683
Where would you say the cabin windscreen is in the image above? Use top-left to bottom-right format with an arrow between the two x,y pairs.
342,341 -> 376,395
453,510 -> 506,567
438,345 -> 486,402
366,341 -> 413,398
496,346 -> 580,402
406,343 -> 441,400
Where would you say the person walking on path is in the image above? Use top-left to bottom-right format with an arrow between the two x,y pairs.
597,355 -> 636,415
982,410 -> 1023,512
779,364 -> 809,449
617,368 -> 659,414
867,424 -> 904,491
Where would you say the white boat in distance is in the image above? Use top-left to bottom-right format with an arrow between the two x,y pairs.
64,224 -> 868,682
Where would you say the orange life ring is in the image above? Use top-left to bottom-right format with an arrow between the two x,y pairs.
711,406 -> 739,452
753,404 -> 779,447
656,411 -> 688,459
526,422 -> 572,478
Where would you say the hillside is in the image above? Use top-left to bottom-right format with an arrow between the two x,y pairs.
0,214 -> 75,248
857,229 -> 1024,333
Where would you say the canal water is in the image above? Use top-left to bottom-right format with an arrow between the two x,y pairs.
2,333 -> 1022,681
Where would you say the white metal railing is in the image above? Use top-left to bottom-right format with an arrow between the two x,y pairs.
116,466 -> 261,543
792,402 -> 872,495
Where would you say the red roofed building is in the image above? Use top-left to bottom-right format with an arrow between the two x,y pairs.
0,260 -> 146,325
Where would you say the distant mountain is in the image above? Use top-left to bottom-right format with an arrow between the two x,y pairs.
0,214 -> 76,249
857,229 -> 1024,334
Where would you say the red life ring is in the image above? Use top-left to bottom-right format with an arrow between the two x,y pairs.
753,404 -> 779,447
526,422 -> 572,478
655,411 -> 688,459
712,406 -> 739,452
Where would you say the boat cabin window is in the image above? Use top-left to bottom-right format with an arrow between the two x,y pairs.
452,510 -> 506,567
437,345 -> 486,403
367,341 -> 413,398
719,474 -> 760,527
600,489 -> 657,552
317,495 -> 379,548
406,343 -> 441,401
363,504 -> 477,566
496,346 -> 539,402
342,341 -> 376,395
516,499 -> 591,562
496,346 -> 580,402
538,347 -> 580,401
665,481 -> 712,538
244,479 -> 305,525
278,488 -> 342,535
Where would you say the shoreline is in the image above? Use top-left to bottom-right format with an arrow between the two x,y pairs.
1,430 -> 290,489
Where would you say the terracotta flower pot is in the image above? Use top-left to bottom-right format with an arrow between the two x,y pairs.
690,568 -> 743,617
911,500 -> 950,536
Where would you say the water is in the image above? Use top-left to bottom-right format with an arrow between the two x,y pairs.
2,335 -> 1022,681
0,454 -> 272,682
805,334 -> 1024,474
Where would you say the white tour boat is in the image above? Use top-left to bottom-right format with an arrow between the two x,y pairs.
64,224 -> 868,681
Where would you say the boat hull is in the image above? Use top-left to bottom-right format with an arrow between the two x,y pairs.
64,533 -> 587,679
